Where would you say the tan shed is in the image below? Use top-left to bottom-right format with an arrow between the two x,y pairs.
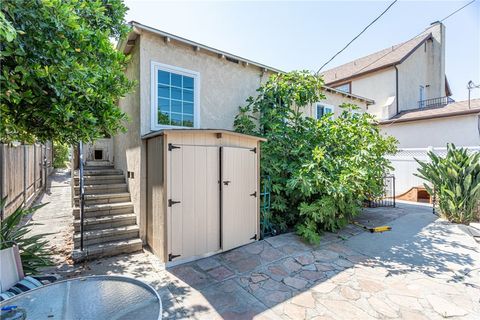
144,129 -> 265,266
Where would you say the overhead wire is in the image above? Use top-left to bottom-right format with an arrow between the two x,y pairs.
345,0 -> 477,81
315,0 -> 398,74
379,0 -> 478,128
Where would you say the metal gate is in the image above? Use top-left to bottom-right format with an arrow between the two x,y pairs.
365,175 -> 396,208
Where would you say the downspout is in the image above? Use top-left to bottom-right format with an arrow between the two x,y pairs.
394,65 -> 399,115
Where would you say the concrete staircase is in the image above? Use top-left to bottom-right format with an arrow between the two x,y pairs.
72,161 -> 142,262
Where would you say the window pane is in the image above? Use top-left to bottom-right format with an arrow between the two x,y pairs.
158,111 -> 170,125
158,98 -> 170,112
183,102 -> 193,115
317,105 -> 324,118
171,113 -> 182,126
158,71 -> 170,85
171,100 -> 182,113
334,83 -> 350,93
183,114 -> 194,127
171,87 -> 182,100
156,68 -> 196,128
325,107 -> 333,114
171,73 -> 182,87
183,76 -> 194,90
158,85 -> 170,98
183,89 -> 193,102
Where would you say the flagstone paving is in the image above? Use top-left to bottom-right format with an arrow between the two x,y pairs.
33,172 -> 480,319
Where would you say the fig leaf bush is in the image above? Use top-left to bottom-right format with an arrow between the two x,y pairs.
234,71 -> 397,243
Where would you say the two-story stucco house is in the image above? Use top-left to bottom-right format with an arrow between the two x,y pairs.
322,22 -> 451,120
321,21 -> 479,148
74,21 -> 373,263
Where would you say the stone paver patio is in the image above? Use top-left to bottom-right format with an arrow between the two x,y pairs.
33,171 -> 480,319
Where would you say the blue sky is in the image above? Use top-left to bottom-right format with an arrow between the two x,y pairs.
124,0 -> 480,101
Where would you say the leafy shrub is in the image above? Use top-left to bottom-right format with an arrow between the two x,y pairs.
1,0 -> 133,144
234,71 -> 397,243
53,141 -> 70,168
415,144 -> 480,223
0,198 -> 53,274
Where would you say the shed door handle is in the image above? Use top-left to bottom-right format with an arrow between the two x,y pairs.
223,180 -> 231,186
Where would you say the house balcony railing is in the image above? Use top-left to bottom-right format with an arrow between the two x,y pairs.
418,96 -> 455,109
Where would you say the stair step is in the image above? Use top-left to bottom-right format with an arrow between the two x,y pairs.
74,169 -> 123,176
73,225 -> 140,247
72,238 -> 143,262
73,202 -> 134,218
74,184 -> 128,196
74,174 -> 125,181
85,161 -> 113,167
74,175 -> 125,186
74,193 -> 131,206
74,213 -> 136,231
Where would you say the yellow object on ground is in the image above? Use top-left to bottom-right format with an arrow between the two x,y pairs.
353,222 -> 392,233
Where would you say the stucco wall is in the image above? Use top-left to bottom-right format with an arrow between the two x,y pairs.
113,40 -> 148,241
397,28 -> 445,113
139,30 -> 271,135
339,23 -> 445,120
349,68 -> 397,120
302,91 -> 368,118
380,114 -> 480,148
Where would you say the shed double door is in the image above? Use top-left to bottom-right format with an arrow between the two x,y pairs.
221,147 -> 258,251
168,145 -> 257,263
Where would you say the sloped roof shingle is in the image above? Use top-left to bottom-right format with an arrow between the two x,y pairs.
379,99 -> 480,124
322,33 -> 433,85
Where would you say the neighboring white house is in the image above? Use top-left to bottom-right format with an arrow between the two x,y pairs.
321,21 -> 480,149
380,99 -> 480,148
322,21 -> 451,122
322,21 -> 479,199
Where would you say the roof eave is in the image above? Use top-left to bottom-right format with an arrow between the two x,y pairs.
324,33 -> 433,86
379,108 -> 480,125
322,86 -> 374,105
130,21 -> 284,74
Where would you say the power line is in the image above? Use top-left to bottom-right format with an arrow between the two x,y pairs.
315,0 -> 398,74
440,0 -> 476,22
342,0 -> 477,81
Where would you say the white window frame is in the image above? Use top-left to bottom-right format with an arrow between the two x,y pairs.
333,83 -> 351,93
419,85 -> 425,108
315,103 -> 334,119
150,61 -> 201,130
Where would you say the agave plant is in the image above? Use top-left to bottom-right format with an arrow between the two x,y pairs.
0,198 -> 53,274
415,144 -> 480,224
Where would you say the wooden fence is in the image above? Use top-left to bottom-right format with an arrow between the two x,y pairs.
0,142 -> 53,219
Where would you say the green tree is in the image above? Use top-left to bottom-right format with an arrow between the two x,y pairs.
0,0 -> 133,144
234,71 -> 397,243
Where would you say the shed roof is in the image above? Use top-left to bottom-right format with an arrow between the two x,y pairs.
379,99 -> 480,125
321,33 -> 432,85
141,128 -> 267,142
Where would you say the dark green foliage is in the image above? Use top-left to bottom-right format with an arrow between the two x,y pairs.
52,141 -> 70,168
234,71 -> 397,243
0,0 -> 133,144
0,198 -> 53,274
415,144 -> 480,223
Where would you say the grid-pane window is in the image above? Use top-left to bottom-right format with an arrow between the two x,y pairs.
316,103 -> 334,119
157,70 -> 196,127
